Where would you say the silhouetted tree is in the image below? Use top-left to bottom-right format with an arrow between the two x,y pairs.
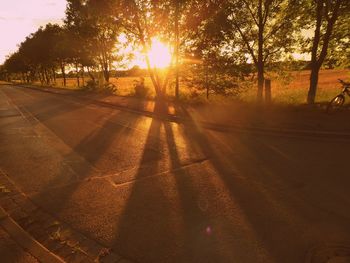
302,0 -> 349,103
200,0 -> 302,102
65,0 -> 123,84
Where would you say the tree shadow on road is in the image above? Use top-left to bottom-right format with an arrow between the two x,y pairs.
28,108 -> 144,226
173,105 -> 350,263
113,101 -> 224,262
112,101 -> 323,263
176,106 -> 304,263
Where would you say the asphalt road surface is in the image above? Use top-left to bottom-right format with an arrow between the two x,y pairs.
1,84 -> 350,263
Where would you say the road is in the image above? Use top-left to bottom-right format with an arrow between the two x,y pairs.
1,84 -> 350,263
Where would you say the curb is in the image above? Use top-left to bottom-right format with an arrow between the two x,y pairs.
0,167 -> 131,263
0,206 -> 65,263
12,83 -> 350,140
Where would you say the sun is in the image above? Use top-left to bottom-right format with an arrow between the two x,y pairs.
147,38 -> 172,68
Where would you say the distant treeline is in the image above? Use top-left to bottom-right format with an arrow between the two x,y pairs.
53,66 -> 149,78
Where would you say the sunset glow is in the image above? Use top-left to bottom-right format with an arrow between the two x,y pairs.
147,38 -> 172,68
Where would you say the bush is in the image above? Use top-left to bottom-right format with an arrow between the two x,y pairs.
133,77 -> 148,98
102,82 -> 117,94
83,79 -> 98,91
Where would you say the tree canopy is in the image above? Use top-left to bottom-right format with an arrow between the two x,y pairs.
1,0 -> 349,102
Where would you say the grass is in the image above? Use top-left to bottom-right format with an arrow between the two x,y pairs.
271,69 -> 350,104
25,69 -> 350,105
238,69 -> 350,105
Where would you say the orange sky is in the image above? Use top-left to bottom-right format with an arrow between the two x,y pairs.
0,0 -> 66,64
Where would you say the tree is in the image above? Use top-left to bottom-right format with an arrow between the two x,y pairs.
3,24 -> 72,85
304,0 -> 348,104
115,0 -> 199,98
0,65 -> 7,81
53,27 -> 75,87
114,0 -> 170,97
3,51 -> 29,81
327,10 -> 350,68
65,0 -> 122,84
201,0 -> 302,102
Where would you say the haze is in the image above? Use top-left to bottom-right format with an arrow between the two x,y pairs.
0,0 -> 67,64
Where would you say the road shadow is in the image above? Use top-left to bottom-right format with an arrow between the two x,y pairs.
175,104 -> 350,262
113,101 -> 225,262
5,86 -> 350,262
174,105 -> 303,262
113,101 -> 334,263
29,107 -> 143,208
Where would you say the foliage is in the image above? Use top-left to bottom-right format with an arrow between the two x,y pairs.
299,0 -> 349,103
182,52 -> 253,98
324,4 -> 350,69
1,0 -> 350,104
133,77 -> 149,97
65,0 -> 124,82
192,0 -> 303,101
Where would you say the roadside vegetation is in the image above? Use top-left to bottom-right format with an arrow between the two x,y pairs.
0,0 -> 349,105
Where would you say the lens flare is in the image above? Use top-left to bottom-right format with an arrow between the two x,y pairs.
206,226 -> 212,235
147,38 -> 172,68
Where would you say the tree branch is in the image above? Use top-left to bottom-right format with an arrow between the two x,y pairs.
262,0 -> 273,26
263,46 -> 283,62
242,0 -> 259,27
317,0 -> 342,64
232,21 -> 258,65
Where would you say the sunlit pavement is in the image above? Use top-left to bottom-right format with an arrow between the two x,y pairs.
1,84 -> 350,263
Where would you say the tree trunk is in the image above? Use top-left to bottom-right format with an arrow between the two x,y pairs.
175,0 -> 180,99
60,63 -> 66,87
145,55 -> 162,98
39,71 -> 44,85
29,70 -> 34,82
103,67 -> 109,82
257,0 -> 264,102
132,4 -> 163,98
75,63 -> 80,87
82,66 -> 85,87
307,0 -> 341,104
308,64 -> 320,104
52,68 -> 56,83
257,62 -> 264,101
42,70 -> 46,84
99,59 -> 110,83
307,1 -> 323,104
87,67 -> 95,83
44,69 -> 50,85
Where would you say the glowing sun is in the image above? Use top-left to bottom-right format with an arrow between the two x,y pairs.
147,38 -> 172,68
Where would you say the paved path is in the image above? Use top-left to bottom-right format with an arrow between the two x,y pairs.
1,84 -> 350,263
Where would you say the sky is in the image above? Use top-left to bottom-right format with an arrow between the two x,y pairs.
0,0 -> 67,64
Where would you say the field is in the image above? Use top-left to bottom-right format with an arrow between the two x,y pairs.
268,69 -> 350,104
31,69 -> 350,104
